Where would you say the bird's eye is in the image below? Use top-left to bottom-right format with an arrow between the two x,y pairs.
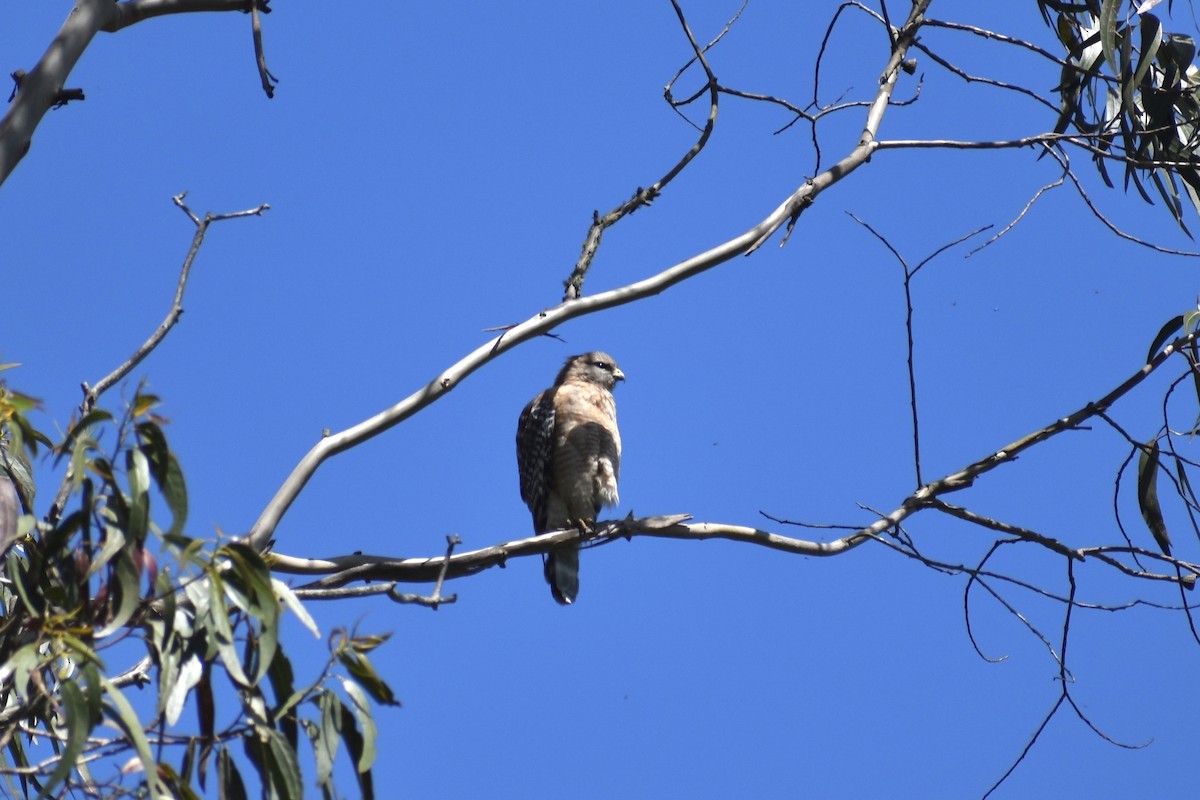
592,361 -> 611,370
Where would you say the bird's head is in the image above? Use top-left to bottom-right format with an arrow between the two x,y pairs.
559,351 -> 625,390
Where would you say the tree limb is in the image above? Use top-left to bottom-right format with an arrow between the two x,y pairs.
246,0 -> 936,553
0,0 -> 267,186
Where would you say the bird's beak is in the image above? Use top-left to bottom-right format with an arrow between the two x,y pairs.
613,368 -> 626,382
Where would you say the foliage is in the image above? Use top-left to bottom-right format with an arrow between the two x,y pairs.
0,379 -> 394,799
6,0 -> 1200,797
1041,0 -> 1200,230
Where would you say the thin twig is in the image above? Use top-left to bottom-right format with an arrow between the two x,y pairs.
561,0 -> 723,300
968,173 -> 1065,257
48,193 -> 268,525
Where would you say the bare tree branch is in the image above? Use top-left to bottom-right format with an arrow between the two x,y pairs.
561,0 -> 722,301
46,194 -> 268,524
246,0 -> 936,553
0,0 -> 268,187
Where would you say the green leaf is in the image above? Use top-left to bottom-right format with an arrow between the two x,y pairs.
266,648 -> 300,751
127,447 -> 150,504
158,762 -> 203,800
311,691 -> 339,798
161,452 -> 188,537
1137,439 -> 1172,555
243,729 -> 302,800
59,410 -> 113,460
6,642 -> 40,702
1099,0 -> 1121,75
132,392 -> 161,419
207,573 -> 251,687
165,654 -> 203,726
1134,13 -> 1163,91
217,747 -> 248,800
339,679 -> 378,774
333,692 -> 375,800
35,679 -> 89,799
1146,314 -> 1184,363
137,421 -> 188,537
1188,339 -> 1200,427
99,675 -> 166,798
336,647 -> 398,707
126,448 -> 151,545
7,549 -> 42,617
95,550 -> 142,637
265,728 -> 304,800
219,543 -> 279,686
272,578 -> 319,639
197,662 -> 215,741
80,662 -> 104,728
88,524 -> 126,579
5,736 -> 30,798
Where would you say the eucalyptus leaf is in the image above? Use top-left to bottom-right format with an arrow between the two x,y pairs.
1137,439 -> 1172,555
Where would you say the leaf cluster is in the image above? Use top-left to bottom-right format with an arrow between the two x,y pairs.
0,380 -> 395,799
1042,0 -> 1200,231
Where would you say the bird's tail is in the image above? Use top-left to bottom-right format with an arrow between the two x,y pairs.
544,546 -> 579,605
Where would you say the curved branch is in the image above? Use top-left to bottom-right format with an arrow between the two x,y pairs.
0,0 -> 265,187
0,0 -> 108,186
246,0 -> 936,553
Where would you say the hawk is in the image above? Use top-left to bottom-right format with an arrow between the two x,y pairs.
516,352 -> 624,604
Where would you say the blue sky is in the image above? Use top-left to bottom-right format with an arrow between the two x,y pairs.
4,2 -> 1200,797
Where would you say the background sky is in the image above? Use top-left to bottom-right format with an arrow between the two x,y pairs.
4,2 -> 1200,798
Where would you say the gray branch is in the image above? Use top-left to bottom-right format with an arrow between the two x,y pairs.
246,0 -> 936,553
0,0 -> 262,186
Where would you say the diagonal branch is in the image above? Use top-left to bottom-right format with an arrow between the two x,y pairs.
561,0 -> 722,301
0,0 -> 268,187
245,0 -> 936,553
83,193 -> 270,412
47,193 -> 268,524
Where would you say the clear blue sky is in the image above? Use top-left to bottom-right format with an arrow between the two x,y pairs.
4,2 -> 1200,797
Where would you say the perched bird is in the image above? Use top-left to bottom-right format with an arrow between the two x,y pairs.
516,352 -> 624,604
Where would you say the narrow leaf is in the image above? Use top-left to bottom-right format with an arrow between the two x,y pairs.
339,679 -> 378,774
165,654 -> 203,726
1146,314 -> 1184,363
1137,439 -> 1172,554
217,747 -> 248,800
1134,13 -> 1163,89
335,695 -> 375,800
1100,0 -> 1121,74
272,578 -> 319,638
99,675 -> 166,798
95,550 -> 142,637
35,680 -> 89,799
265,728 -> 304,800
